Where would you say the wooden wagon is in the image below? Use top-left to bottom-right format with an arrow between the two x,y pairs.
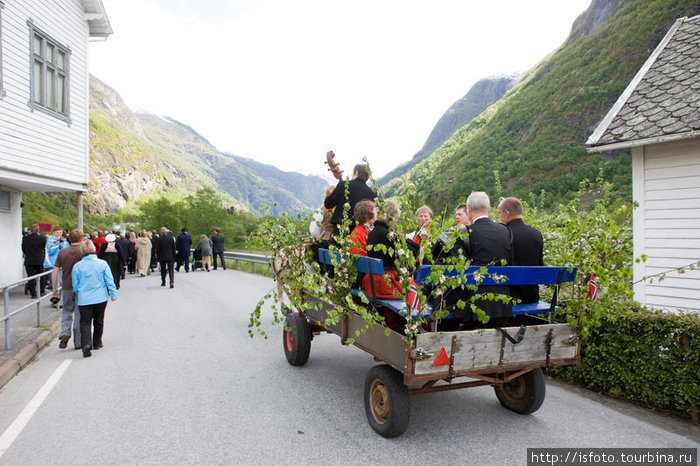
276,249 -> 581,437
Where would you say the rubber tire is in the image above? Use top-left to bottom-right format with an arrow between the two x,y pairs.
283,313 -> 311,366
364,365 -> 411,438
494,368 -> 546,414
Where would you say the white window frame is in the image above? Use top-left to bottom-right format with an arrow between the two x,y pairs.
27,20 -> 71,124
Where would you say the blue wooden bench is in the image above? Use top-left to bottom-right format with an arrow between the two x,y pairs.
317,249 -> 577,324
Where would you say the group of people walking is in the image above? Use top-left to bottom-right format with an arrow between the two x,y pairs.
21,225 -> 227,358
316,160 -> 544,331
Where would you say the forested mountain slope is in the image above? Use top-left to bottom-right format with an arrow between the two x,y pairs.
86,76 -> 327,216
377,75 -> 519,185
382,0 -> 700,208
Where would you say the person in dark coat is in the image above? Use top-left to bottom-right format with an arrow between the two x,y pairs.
21,224 -> 47,298
150,230 -> 159,271
115,232 -> 131,279
211,228 -> 226,270
157,228 -> 176,288
498,197 -> 544,304
441,192 -> 513,327
98,233 -> 128,290
175,228 -> 192,273
324,163 -> 377,236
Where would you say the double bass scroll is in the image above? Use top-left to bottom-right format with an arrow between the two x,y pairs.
325,150 -> 343,181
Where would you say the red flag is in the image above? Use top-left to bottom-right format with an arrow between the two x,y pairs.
408,281 -> 421,311
587,274 -> 598,302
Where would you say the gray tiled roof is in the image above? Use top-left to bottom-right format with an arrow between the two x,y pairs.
587,15 -> 699,148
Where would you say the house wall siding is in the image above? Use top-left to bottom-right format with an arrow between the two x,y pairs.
636,138 -> 700,312
0,0 -> 89,189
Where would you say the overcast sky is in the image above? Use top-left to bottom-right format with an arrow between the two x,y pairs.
89,0 -> 591,179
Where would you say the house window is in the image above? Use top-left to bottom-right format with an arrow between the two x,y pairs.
0,191 -> 10,212
28,21 -> 70,123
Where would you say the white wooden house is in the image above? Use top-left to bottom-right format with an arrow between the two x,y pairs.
0,0 -> 111,284
586,15 -> 700,312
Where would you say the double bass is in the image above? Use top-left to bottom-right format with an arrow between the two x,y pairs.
325,150 -> 343,181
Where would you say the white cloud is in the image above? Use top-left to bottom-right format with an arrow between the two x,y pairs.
90,0 -> 590,178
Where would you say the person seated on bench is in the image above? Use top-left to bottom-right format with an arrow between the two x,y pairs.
406,205 -> 433,265
431,203 -> 470,262
363,200 -> 419,330
349,199 -> 377,256
438,192 -> 513,330
498,197 -> 544,304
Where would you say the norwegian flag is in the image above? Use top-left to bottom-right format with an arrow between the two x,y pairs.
588,274 -> 598,302
408,281 -> 421,310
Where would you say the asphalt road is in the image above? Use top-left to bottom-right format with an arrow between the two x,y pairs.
0,268 -> 697,465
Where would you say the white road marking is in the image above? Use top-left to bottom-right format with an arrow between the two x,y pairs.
0,359 -> 72,459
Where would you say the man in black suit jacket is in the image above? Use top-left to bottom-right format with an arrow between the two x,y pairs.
22,224 -> 47,298
498,197 -> 544,304
324,163 -> 377,235
442,192 -> 513,325
157,228 -> 176,288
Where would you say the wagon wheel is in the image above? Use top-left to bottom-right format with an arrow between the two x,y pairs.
494,368 -> 546,414
283,313 -> 311,366
363,365 -> 411,438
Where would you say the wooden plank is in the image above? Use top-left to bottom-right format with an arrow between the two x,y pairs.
413,323 -> 578,376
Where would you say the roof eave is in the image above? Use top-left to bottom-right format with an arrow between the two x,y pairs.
585,16 -> 687,147
586,130 -> 700,153
82,0 -> 113,38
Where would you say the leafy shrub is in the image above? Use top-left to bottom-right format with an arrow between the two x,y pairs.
550,308 -> 700,422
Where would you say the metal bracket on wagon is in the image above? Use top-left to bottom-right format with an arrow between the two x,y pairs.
410,347 -> 435,360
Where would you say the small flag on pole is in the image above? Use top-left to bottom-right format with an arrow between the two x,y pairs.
408,282 -> 421,310
587,274 -> 598,302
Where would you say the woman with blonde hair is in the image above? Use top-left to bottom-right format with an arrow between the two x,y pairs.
134,230 -> 152,276
197,234 -> 214,272
72,240 -> 117,357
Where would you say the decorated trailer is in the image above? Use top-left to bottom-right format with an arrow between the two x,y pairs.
275,250 -> 581,438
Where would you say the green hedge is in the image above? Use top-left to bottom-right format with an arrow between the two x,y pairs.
550,309 -> 700,422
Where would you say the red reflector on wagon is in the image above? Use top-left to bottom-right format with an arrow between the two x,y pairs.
432,347 -> 450,366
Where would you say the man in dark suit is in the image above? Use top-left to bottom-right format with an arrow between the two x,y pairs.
157,228 -> 176,288
442,192 -> 513,326
175,228 -> 192,272
211,228 -> 226,270
22,224 -> 47,299
498,197 -> 544,304
324,163 -> 377,236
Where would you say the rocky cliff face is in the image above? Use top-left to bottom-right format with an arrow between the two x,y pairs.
378,74 -> 520,185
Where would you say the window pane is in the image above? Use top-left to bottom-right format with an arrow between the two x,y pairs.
0,192 -> 10,210
57,74 -> 65,113
46,45 -> 54,63
47,68 -> 55,110
57,51 -> 64,70
33,60 -> 42,103
33,35 -> 42,57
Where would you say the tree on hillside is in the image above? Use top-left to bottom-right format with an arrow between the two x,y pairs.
138,196 -> 184,232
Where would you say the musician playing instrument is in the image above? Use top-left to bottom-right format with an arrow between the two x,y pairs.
323,152 -> 377,235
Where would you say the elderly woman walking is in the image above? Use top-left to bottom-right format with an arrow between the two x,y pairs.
135,230 -> 153,276
72,240 -> 118,358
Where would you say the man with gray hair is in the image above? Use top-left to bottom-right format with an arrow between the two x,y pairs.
442,191 -> 513,327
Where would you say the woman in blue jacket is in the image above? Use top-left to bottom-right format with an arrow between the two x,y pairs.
72,240 -> 118,358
